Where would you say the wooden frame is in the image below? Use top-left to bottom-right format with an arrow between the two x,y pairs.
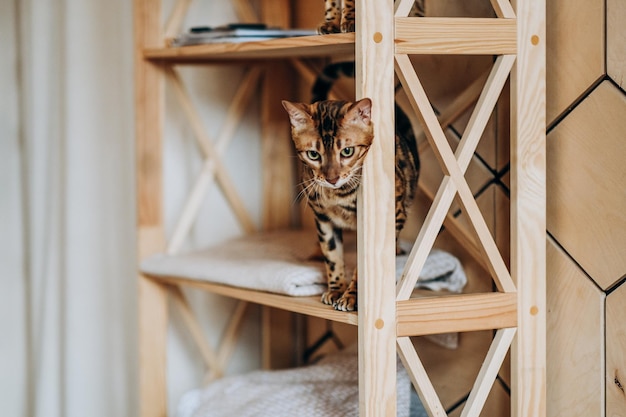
134,0 -> 546,415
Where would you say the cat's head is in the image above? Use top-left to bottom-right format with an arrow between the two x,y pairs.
281,98 -> 373,189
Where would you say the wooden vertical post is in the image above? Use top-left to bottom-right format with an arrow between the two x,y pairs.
356,0 -> 397,416
259,0 -> 298,370
135,0 -> 168,416
510,0 -> 547,416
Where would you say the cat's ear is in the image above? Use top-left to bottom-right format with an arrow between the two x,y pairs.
344,98 -> 372,127
282,100 -> 313,129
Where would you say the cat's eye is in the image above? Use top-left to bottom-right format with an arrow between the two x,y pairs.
306,150 -> 321,161
340,147 -> 355,158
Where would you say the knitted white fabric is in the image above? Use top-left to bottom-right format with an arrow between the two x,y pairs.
176,346 -> 411,417
141,229 -> 467,296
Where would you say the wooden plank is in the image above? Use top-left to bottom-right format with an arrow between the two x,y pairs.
170,286 -> 222,375
510,0 -> 547,415
397,293 -> 517,337
166,68 -> 262,254
259,0 -> 300,371
546,239 -> 604,417
138,228 -> 168,417
397,337 -> 447,416
395,54 -> 515,298
606,282 -> 626,416
135,0 -> 167,415
546,0 -> 604,123
144,34 -> 356,62
395,18 -> 517,55
163,0 -> 193,41
152,275 -> 358,326
490,0 -> 516,18
607,0 -> 625,89
356,0 -> 397,415
546,81 -> 626,290
462,328 -> 516,417
165,68 -> 257,235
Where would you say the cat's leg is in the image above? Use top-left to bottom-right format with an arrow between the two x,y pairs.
335,269 -> 357,311
316,219 -> 348,305
318,0 -> 341,34
340,0 -> 356,33
395,171 -> 409,255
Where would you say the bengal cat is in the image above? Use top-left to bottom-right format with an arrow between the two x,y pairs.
318,0 -> 425,34
282,70 -> 419,311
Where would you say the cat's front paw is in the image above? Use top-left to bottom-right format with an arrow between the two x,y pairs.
321,290 -> 343,306
334,292 -> 357,311
317,22 -> 340,34
340,21 -> 355,33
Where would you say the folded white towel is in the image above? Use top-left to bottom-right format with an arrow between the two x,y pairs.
140,229 -> 467,296
176,345 -> 411,417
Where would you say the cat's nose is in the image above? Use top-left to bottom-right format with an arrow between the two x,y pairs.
327,177 -> 340,185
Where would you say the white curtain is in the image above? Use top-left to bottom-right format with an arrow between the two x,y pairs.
2,1 -> 264,415
1,0 -> 136,416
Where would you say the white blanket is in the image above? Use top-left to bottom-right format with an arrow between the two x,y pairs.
176,345 -> 411,417
140,229 -> 467,296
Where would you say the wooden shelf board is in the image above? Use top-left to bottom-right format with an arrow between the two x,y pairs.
151,274 -> 359,325
151,274 -> 517,336
144,33 -> 356,62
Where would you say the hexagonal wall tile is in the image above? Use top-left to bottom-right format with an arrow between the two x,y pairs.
547,81 -> 626,290
546,0 -> 604,123
606,282 -> 626,415
608,0 -> 626,89
547,239 -> 604,417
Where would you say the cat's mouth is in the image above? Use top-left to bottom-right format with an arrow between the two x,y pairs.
319,177 -> 350,189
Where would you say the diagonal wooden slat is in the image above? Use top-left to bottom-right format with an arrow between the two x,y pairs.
169,285 -> 223,374
166,68 -> 262,254
232,0 -> 260,23
163,0 -> 193,41
395,54 -> 516,298
206,300 -> 249,382
397,337 -> 447,417
489,0 -> 516,19
165,67 -> 257,240
461,328 -> 516,417
394,0 -> 417,17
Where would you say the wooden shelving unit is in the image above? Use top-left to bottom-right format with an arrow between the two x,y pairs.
135,1 -> 546,416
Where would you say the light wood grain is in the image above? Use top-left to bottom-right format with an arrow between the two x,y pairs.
608,0 -> 626,89
166,68 -> 262,254
170,286 -> 222,375
151,275 -> 359,326
397,337 -> 447,416
395,17 -> 517,55
546,0 -> 604,123
510,0 -> 546,415
490,0 -> 516,18
397,293 -> 517,337
138,227 -> 168,417
546,239 -> 604,417
165,67 -> 257,235
462,328 -> 516,417
547,81 -> 626,290
356,1 -> 398,415
135,0 -> 167,414
606,282 -> 626,417
145,34 -> 356,62
232,0 -> 260,23
395,53 -> 515,298
163,0 -> 193,41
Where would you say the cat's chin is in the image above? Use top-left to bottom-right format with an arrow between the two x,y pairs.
321,179 -> 349,189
